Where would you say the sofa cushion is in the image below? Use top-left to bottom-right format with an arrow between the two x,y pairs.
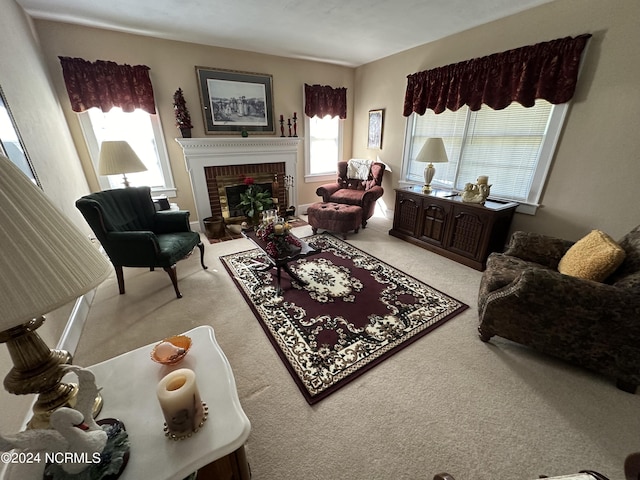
558,230 -> 626,282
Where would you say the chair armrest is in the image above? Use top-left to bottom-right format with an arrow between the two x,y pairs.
316,184 -> 342,202
102,231 -> 161,265
504,231 -> 574,269
154,210 -> 191,233
487,266 -> 640,338
361,185 -> 384,202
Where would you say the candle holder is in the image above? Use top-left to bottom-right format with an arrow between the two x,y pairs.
287,118 -> 292,137
163,402 -> 209,441
279,116 -> 285,137
292,112 -> 298,137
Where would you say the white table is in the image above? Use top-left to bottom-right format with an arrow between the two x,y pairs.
3,325 -> 251,480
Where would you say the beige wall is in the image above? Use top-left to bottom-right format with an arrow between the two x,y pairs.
352,0 -> 640,241
0,0 -> 92,230
33,20 -> 356,214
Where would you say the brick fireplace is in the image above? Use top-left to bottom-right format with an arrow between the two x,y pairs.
206,163 -> 286,221
176,137 -> 301,231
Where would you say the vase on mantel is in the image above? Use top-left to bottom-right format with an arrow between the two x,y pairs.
180,128 -> 192,138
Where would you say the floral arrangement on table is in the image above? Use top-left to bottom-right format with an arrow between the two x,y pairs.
256,219 -> 301,258
238,176 -> 273,224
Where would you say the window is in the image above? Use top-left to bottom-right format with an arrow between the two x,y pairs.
402,100 -> 568,214
79,107 -> 176,196
0,86 -> 38,185
304,114 -> 343,183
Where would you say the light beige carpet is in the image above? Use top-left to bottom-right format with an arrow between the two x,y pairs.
73,214 -> 640,480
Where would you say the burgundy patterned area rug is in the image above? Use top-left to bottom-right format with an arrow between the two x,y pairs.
220,234 -> 468,404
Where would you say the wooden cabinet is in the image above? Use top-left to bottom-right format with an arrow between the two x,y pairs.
390,186 -> 518,270
197,446 -> 251,480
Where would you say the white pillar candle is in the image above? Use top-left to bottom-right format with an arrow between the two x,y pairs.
477,175 -> 489,185
156,368 -> 204,436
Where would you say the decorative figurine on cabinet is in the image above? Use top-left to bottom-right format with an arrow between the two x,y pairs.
461,176 -> 491,204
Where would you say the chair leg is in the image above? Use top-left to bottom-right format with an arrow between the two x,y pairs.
164,265 -> 182,299
478,326 -> 493,342
114,265 -> 125,294
197,241 -> 208,270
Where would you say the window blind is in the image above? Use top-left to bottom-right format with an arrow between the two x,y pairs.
408,100 -> 553,202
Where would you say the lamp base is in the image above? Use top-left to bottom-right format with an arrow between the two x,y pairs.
423,163 -> 436,194
28,384 -> 103,430
0,316 -> 103,429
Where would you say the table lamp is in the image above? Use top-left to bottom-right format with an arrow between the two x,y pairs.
415,137 -> 448,193
0,154 -> 111,428
98,140 -> 147,187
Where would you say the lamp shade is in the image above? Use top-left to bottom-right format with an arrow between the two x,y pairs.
98,140 -> 147,176
415,137 -> 449,164
0,155 -> 111,329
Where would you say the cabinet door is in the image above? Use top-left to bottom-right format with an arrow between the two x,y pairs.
419,198 -> 451,247
446,206 -> 489,261
393,192 -> 421,236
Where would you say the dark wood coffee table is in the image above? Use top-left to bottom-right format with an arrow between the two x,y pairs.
243,230 -> 319,294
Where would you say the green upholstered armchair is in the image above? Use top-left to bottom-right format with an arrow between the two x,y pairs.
76,187 -> 207,298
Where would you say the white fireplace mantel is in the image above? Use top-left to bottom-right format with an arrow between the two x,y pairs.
176,137 -> 301,231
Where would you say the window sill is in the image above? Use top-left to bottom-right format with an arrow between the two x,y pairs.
151,187 -> 177,198
304,173 -> 336,184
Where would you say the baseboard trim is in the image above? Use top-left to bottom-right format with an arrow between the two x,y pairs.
56,289 -> 97,355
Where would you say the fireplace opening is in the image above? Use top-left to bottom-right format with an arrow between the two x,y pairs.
225,182 -> 273,218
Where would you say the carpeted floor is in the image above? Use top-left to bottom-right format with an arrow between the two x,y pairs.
69,214 -> 640,480
220,233 -> 468,404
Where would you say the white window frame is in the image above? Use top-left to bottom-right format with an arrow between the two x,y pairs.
401,102 -> 569,215
78,108 -> 176,197
303,114 -> 344,184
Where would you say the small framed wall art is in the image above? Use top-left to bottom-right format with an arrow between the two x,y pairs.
195,67 -> 275,135
367,109 -> 384,149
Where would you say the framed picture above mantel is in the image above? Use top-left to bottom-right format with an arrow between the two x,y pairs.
196,66 -> 275,135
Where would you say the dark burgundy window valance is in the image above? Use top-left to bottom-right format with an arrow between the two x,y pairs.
59,57 -> 156,114
403,34 -> 591,116
304,83 -> 347,119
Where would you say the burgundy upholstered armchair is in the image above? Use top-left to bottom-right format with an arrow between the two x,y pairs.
315,160 -> 385,228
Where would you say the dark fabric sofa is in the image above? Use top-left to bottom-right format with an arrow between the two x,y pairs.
478,226 -> 640,393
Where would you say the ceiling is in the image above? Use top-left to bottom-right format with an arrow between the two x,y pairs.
17,0 -> 554,67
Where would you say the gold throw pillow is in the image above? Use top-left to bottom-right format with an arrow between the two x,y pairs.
558,230 -> 626,282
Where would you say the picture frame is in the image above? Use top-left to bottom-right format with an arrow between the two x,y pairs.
367,109 -> 384,149
195,66 -> 275,135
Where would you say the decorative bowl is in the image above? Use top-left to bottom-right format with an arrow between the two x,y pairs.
151,335 -> 192,365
